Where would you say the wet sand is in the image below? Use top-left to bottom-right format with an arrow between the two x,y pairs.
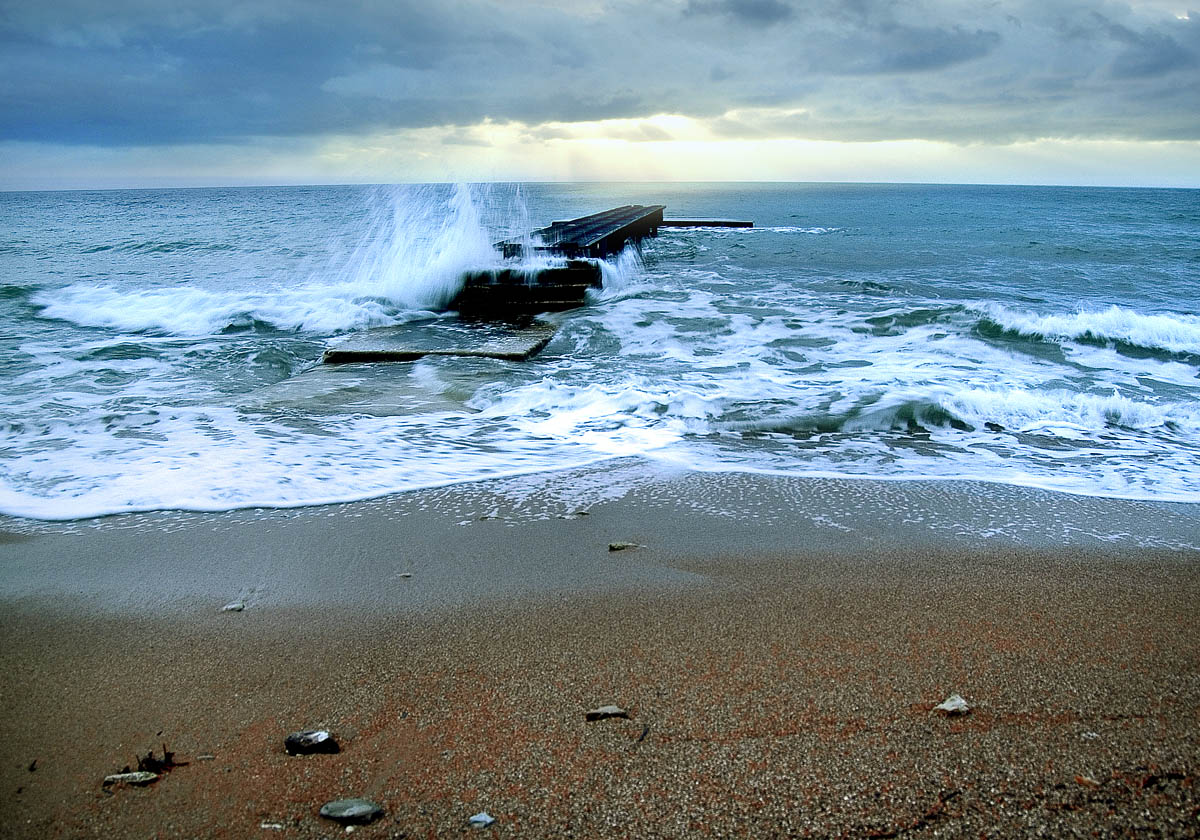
1,472 -> 1198,837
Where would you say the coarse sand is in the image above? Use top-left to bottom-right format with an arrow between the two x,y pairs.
1,473 -> 1197,837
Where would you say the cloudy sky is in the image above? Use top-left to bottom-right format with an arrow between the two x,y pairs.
2,0 -> 1198,189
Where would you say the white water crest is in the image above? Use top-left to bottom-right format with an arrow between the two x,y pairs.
979,303 -> 1200,356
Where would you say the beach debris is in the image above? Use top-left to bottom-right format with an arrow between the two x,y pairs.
103,743 -> 187,788
933,694 -> 971,716
285,729 -> 341,755
136,744 -> 187,774
1074,774 -> 1101,788
398,572 -> 413,578
319,798 -> 384,825
468,811 -> 496,828
221,601 -> 246,612
27,759 -> 36,772
103,771 -> 159,787
260,822 -> 285,831
608,541 -> 641,552
585,704 -> 630,722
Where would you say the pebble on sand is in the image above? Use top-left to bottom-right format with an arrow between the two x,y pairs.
319,798 -> 384,825
102,771 -> 158,787
933,693 -> 971,716
608,542 -> 641,552
284,729 -> 341,755
221,601 -> 245,612
468,811 -> 496,828
585,704 -> 630,722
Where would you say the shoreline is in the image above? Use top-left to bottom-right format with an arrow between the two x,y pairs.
2,465 -> 1198,614
2,469 -> 1198,836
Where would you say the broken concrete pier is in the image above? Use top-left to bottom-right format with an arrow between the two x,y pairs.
322,320 -> 558,364
316,204 -> 752,368
498,204 -> 666,259
450,259 -> 602,318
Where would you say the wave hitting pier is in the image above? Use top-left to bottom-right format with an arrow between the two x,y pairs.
454,204 -> 752,318
322,205 -> 752,365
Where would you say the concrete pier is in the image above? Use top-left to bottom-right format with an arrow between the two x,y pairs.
498,205 -> 665,259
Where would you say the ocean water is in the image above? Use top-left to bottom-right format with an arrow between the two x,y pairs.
1,182 -> 1198,521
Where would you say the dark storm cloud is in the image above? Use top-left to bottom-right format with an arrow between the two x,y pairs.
0,0 -> 1197,147
1101,15 -> 1198,78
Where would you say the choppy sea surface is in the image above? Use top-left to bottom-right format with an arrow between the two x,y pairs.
1,182 -> 1198,521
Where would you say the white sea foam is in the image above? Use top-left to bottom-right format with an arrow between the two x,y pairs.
979,304 -> 1200,355
5,184 -> 1200,520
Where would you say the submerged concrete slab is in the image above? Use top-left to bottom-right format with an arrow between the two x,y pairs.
240,363 -> 476,417
322,320 -> 559,364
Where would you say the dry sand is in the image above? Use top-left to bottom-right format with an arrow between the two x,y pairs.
1,472 -> 1197,837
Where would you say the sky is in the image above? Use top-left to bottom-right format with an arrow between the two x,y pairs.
1,0 -> 1198,189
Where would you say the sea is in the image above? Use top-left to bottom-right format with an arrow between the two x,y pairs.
1,182 -> 1198,522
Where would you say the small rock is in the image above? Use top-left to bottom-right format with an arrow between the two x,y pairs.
285,729 -> 340,755
398,572 -> 413,578
933,693 -> 971,716
319,798 -> 384,825
468,811 -> 495,828
608,542 -> 640,552
585,704 -> 630,722
222,601 -> 245,612
103,771 -> 158,787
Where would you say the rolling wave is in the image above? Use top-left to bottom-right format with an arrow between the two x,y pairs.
977,304 -> 1200,357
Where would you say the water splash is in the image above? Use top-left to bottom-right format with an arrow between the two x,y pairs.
332,183 -> 504,312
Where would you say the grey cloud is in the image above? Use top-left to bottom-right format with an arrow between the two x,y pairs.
812,24 -> 1003,74
0,0 -> 1197,148
684,0 -> 794,27
1098,15 -> 1198,79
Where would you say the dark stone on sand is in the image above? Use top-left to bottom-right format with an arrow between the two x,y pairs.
585,704 -> 630,721
319,798 -> 384,825
608,542 -> 640,552
284,729 -> 340,755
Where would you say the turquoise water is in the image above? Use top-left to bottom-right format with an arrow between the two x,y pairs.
1,182 -> 1198,519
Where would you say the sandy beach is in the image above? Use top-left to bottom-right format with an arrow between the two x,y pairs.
2,469 -> 1198,837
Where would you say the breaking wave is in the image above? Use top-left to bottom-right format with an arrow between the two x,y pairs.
32,184 -> 633,337
977,304 -> 1200,357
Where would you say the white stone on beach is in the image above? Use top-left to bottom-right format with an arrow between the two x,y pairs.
103,771 -> 158,786
468,811 -> 495,828
221,601 -> 245,612
585,704 -> 630,721
319,798 -> 383,825
934,693 -> 971,715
